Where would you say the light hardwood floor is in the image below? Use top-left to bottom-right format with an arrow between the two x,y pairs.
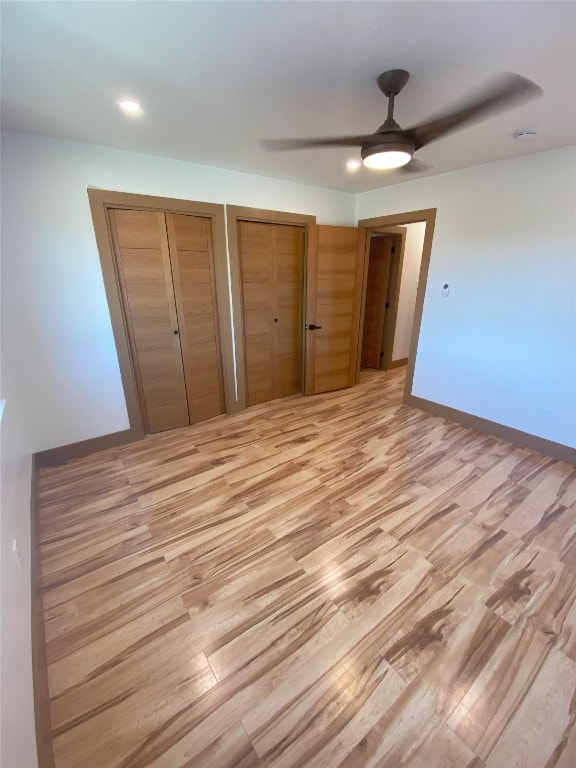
38,369 -> 576,768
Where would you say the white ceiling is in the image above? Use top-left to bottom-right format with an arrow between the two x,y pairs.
2,1 -> 575,193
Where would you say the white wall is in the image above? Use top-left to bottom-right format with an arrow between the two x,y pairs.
393,221 -> 426,361
0,416 -> 37,768
1,144 -> 39,764
1,131 -> 355,453
0,130 -> 355,767
357,146 -> 576,448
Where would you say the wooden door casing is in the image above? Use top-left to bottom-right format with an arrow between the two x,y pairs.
361,235 -> 394,369
305,225 -> 365,394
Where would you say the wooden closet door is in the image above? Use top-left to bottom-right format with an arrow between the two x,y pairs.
239,221 -> 275,406
305,225 -> 364,394
166,213 -> 225,423
109,209 -> 189,433
238,221 -> 304,407
273,225 -> 304,398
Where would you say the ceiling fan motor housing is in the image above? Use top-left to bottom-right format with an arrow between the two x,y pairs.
361,133 -> 415,164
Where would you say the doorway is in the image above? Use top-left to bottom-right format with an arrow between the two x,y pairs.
357,209 -> 437,401
360,226 -> 406,371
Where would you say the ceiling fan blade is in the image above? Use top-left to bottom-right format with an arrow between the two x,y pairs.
260,134 -> 381,151
406,73 -> 542,150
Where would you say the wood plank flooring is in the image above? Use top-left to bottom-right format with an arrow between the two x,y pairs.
38,369 -> 576,768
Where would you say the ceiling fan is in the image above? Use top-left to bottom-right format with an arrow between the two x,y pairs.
262,70 -> 542,171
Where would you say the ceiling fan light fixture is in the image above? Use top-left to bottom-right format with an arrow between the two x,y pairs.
362,149 -> 413,169
361,137 -> 414,170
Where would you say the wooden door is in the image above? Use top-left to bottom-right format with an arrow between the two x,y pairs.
166,213 -> 225,423
239,221 -> 274,406
109,209 -> 189,433
238,221 -> 304,407
274,225 -> 304,398
361,235 -> 394,369
305,225 -> 364,394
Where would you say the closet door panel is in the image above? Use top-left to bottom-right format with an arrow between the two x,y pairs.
306,225 -> 363,394
275,280 -> 301,308
245,334 -> 274,404
242,281 -> 271,309
274,303 -> 301,326
166,213 -> 225,424
110,210 -> 189,433
275,341 -> 302,398
169,214 -> 211,251
113,209 -> 165,249
179,282 -> 216,312
239,222 -> 275,407
245,338 -> 274,404
184,318 -> 217,345
241,250 -> 272,281
275,252 -> 302,281
176,252 -> 213,289
186,345 -> 224,421
243,308 -> 269,338
272,225 -> 304,399
245,340 -> 273,381
238,221 -> 304,406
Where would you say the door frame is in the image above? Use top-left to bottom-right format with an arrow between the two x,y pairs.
360,226 -> 407,372
226,205 -> 316,412
88,188 -> 234,440
357,209 -> 437,400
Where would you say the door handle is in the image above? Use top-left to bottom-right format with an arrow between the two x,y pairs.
306,324 -> 322,330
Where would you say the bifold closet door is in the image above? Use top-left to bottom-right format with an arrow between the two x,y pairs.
238,221 -> 304,407
110,209 -> 189,433
109,208 -> 225,434
166,213 -> 224,423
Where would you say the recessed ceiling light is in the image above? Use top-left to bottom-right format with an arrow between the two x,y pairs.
118,99 -> 143,115
513,129 -> 536,141
346,159 -> 361,172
